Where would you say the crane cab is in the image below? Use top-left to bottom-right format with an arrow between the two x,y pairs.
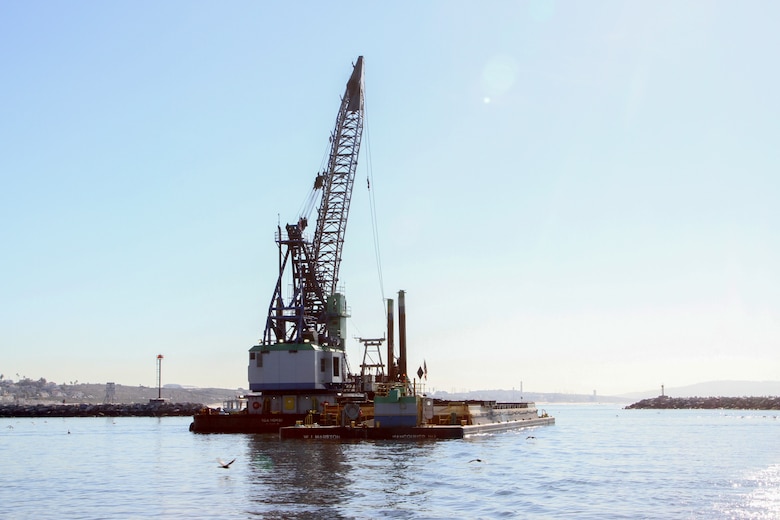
248,342 -> 346,392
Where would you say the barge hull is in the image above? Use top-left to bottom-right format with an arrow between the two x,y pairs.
462,415 -> 555,435
190,413 -> 306,434
279,416 -> 555,440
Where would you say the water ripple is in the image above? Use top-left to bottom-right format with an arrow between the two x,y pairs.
2,408 -> 780,518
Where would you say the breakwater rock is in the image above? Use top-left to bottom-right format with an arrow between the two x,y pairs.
0,402 -> 205,418
626,396 -> 780,410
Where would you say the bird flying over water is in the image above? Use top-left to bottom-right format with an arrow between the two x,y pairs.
217,458 -> 236,469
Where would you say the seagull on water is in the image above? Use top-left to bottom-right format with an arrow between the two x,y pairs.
217,458 -> 236,469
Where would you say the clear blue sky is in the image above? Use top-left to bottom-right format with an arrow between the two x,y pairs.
1,2 -> 778,395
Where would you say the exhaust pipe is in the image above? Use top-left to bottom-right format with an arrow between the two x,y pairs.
398,290 -> 407,383
386,298 -> 395,382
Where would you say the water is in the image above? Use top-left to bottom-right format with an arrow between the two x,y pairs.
2,405 -> 779,519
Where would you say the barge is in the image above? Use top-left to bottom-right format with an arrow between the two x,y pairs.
279,397 -> 554,440
190,56 -> 554,437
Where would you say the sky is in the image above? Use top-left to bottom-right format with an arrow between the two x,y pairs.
1,2 -> 778,396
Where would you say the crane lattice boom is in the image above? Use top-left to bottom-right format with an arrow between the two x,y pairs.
262,57 -> 365,348
313,59 -> 364,297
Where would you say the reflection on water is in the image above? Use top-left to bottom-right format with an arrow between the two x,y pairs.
716,463 -> 780,520
241,437 -> 439,518
244,436 -> 352,518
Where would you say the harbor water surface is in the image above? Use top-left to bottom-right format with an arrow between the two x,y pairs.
2,404 -> 779,519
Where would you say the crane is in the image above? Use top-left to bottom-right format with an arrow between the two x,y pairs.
262,56 -> 364,351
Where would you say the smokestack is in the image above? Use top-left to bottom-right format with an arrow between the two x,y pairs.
386,298 -> 395,383
398,290 -> 407,383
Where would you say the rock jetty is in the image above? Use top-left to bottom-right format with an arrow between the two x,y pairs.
0,402 -> 205,418
626,396 -> 780,410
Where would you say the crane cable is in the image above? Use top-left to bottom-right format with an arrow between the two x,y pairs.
362,102 -> 386,314
297,137 -> 332,223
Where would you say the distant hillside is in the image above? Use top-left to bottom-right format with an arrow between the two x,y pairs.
7,378 -> 776,406
430,389 -> 631,404
619,381 -> 780,400
430,382 -> 780,403
0,378 -> 242,406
